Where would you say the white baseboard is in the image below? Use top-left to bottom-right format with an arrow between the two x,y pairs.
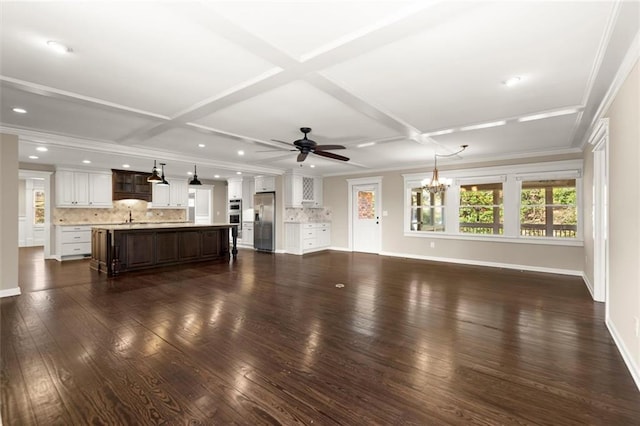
326,247 -> 581,276
606,318 -> 640,392
581,272 -> 596,300
0,287 -> 21,298
328,246 -> 351,252
378,251 -> 582,277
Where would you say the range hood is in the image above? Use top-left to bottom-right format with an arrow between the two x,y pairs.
112,169 -> 153,202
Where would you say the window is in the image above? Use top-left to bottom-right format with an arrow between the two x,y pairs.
410,186 -> 445,232
520,179 -> 577,238
459,183 -> 503,235
33,189 -> 45,225
403,160 -> 582,244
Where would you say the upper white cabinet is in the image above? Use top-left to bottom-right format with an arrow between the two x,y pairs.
55,169 -> 112,208
242,178 -> 255,208
284,171 -> 323,208
151,178 -> 188,208
254,175 -> 275,192
228,177 -> 243,200
89,172 -> 113,206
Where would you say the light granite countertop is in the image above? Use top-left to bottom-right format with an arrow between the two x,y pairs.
91,222 -> 236,231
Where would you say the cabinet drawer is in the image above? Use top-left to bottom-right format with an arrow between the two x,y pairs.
303,229 -> 317,238
303,238 -> 318,248
61,226 -> 92,232
61,231 -> 91,243
61,242 -> 91,256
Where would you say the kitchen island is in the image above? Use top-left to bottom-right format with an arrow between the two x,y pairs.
90,223 -> 238,276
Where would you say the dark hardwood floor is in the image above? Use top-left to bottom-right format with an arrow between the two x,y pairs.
2,247 -> 639,425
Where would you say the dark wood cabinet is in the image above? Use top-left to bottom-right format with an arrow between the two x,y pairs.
156,232 -> 178,263
179,231 -> 201,260
201,229 -> 222,258
112,169 -> 152,202
124,233 -> 155,268
90,225 -> 236,276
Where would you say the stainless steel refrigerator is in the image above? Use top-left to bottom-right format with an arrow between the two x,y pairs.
254,192 -> 275,252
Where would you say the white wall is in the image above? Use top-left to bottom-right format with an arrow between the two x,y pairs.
0,133 -> 21,296
603,60 -> 640,385
324,154 -> 584,275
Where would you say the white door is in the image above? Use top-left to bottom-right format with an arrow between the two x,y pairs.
194,187 -> 212,224
352,183 -> 381,253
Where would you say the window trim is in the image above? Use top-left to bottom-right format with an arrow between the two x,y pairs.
403,159 -> 583,246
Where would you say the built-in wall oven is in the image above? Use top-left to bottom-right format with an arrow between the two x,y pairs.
229,199 -> 242,236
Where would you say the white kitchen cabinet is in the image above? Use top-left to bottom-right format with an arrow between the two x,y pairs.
88,172 -> 113,207
55,225 -> 91,260
151,178 -> 188,208
284,171 -> 323,208
228,178 -> 243,200
284,222 -> 331,255
170,179 -> 188,207
242,179 -> 255,208
254,175 -> 275,192
241,221 -> 254,247
55,169 -> 112,207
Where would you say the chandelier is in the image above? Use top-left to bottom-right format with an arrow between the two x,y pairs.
422,145 -> 468,194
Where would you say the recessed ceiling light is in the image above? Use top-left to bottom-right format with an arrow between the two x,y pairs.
187,171 -> 193,175
36,147 -> 48,152
198,144 -> 205,148
214,175 -> 220,178
12,107 -> 27,114
310,164 -> 316,168
236,171 -> 242,175
46,40 -> 72,54
357,142 -> 376,148
28,155 -> 39,159
82,160 -> 91,164
424,128 -> 454,137
517,108 -> 580,122
460,120 -> 506,131
122,164 -> 130,168
238,150 -> 244,156
503,76 -> 522,87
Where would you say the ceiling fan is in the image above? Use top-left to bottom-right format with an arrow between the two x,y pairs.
272,127 -> 350,163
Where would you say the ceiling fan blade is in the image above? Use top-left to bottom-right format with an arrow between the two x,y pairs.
270,138 -> 296,148
313,150 -> 350,161
314,144 -> 346,150
297,152 -> 308,162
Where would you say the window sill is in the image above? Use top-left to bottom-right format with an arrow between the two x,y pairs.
404,231 -> 584,247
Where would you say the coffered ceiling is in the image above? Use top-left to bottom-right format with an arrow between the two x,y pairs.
1,1 -> 638,180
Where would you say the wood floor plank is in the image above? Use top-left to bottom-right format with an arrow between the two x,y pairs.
3,247 -> 640,425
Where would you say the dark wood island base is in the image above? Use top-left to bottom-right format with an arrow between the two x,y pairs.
90,223 -> 238,276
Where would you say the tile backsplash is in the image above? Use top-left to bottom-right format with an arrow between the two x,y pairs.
54,200 -> 186,224
285,207 -> 332,223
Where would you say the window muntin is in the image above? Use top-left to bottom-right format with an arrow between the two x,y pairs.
459,183 -> 503,235
410,187 -> 445,232
520,179 -> 577,238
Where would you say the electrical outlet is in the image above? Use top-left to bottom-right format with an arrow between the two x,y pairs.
430,242 -> 435,248
634,317 -> 639,337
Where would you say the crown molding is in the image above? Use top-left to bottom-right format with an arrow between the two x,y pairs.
2,126 -> 285,176
581,29 -> 640,149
